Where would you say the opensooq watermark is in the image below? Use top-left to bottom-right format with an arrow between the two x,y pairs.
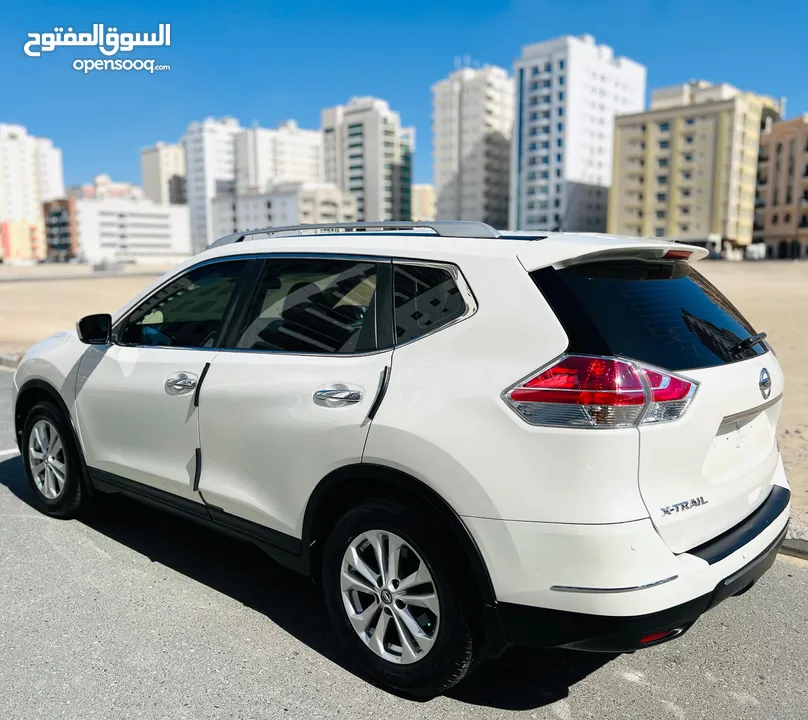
23,23 -> 171,75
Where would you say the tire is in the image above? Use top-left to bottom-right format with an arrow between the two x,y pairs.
321,499 -> 479,697
21,401 -> 85,519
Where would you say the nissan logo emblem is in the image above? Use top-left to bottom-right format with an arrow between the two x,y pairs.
759,368 -> 772,400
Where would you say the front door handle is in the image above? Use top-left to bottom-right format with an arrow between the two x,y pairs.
313,384 -> 363,408
165,372 -> 198,396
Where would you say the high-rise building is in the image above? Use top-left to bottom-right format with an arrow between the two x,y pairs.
211,182 -> 357,239
235,121 -> 323,195
0,124 -> 64,262
322,97 -> 414,221
140,141 -> 186,205
511,34 -> 646,232
754,113 -> 808,259
67,174 -> 144,200
183,116 -> 242,252
609,81 -> 781,248
432,65 -> 513,228
412,184 -> 436,221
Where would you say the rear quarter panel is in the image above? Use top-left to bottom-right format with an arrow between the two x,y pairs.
363,254 -> 650,524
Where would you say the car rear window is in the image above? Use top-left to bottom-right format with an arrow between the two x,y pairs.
532,259 -> 767,371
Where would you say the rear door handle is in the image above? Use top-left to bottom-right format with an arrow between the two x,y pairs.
165,372 -> 198,395
313,384 -> 363,408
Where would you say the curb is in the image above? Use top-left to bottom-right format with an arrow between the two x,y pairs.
0,353 -> 21,369
781,539 -> 808,561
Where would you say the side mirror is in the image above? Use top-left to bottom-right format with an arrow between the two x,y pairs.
77,313 -> 112,345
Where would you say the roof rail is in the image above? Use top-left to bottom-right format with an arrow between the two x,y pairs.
208,221 -> 500,249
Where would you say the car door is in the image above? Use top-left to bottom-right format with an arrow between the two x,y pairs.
196,255 -> 394,539
75,257 -> 251,502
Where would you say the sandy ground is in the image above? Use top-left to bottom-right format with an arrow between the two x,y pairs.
1,260 -> 806,522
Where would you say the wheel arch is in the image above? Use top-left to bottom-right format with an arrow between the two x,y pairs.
302,463 -> 497,608
14,379 -> 92,491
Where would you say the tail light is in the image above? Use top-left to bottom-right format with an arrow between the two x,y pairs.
504,355 -> 696,428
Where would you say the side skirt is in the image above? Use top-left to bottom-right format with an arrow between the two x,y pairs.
88,467 -> 308,575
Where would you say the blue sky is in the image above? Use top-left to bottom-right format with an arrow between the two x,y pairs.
2,0 -> 806,187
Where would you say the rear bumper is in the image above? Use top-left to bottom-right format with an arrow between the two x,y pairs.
491,520 -> 788,653
469,456 -> 791,656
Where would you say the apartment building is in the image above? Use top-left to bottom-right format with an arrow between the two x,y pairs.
67,174 -> 144,200
322,97 -> 414,221
140,141 -> 187,205
211,182 -> 357,239
184,116 -> 242,252
73,196 -> 192,264
432,65 -> 514,228
609,81 -> 781,247
511,35 -> 646,232
235,121 -> 323,195
412,184 -> 436,221
0,124 -> 64,262
43,197 -> 79,261
754,114 -> 808,259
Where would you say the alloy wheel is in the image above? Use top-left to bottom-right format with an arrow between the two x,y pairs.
28,419 -> 68,500
340,529 -> 440,665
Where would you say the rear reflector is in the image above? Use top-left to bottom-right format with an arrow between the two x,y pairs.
640,630 -> 678,645
504,355 -> 696,428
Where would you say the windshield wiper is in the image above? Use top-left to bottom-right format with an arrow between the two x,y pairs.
732,332 -> 767,355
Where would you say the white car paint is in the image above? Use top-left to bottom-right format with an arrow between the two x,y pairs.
12,227 -> 790,629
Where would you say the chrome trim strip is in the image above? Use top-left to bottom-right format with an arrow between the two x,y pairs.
720,393 -> 783,426
550,575 -> 679,594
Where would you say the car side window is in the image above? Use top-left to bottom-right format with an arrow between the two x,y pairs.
393,263 -> 467,344
118,260 -> 247,348
233,258 -> 379,354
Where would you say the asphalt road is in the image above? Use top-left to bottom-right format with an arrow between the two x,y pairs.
1,367 -> 808,719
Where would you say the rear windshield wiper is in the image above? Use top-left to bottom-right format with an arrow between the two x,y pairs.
732,332 -> 767,355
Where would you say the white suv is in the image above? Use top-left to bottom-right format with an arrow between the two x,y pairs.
12,222 -> 791,696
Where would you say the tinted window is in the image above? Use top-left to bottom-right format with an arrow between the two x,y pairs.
394,264 -> 467,344
532,260 -> 766,371
234,259 -> 378,354
119,261 -> 246,348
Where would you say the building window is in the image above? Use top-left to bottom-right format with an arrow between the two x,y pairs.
685,117 -> 695,125
685,136 -> 694,144
656,210 -> 666,219
544,62 -> 551,72
557,108 -> 564,117
530,112 -> 538,120
559,60 -> 565,70
532,66 -> 540,76
683,172 -> 692,181
659,158 -> 669,168
540,171 -> 549,179
558,91 -> 564,101
772,214 -> 779,225
659,122 -> 670,132
659,140 -> 669,149
682,189 -> 691,197
557,123 -> 563,132
558,76 -> 565,86
530,81 -> 539,91
785,213 -> 791,223
557,138 -> 563,147
556,153 -> 562,162
657,193 -> 666,202
655,227 -> 665,237
556,169 -> 562,178
658,176 -> 668,185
